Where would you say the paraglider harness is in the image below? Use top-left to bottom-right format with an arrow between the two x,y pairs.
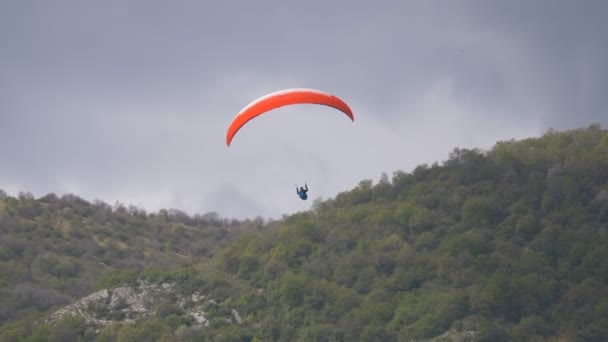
296,183 -> 308,200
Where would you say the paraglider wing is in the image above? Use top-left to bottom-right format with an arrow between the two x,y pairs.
226,88 -> 354,146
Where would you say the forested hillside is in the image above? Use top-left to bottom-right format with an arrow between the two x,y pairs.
2,125 -> 608,341
0,194 -> 242,329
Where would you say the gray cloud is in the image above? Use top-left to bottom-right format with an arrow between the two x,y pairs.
1,0 -> 607,219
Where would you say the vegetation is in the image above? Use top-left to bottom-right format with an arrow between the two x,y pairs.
0,193 -> 240,328
1,124 -> 608,341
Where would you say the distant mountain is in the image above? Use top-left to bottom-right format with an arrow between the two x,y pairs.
2,124 -> 608,341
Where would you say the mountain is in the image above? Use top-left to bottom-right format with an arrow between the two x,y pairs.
0,194 -> 243,330
1,124 -> 608,341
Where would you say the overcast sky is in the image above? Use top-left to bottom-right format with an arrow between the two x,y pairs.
1,0 -> 607,219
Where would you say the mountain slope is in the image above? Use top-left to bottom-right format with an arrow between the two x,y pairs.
211,124 -> 608,341
0,194 -> 241,328
2,124 -> 608,341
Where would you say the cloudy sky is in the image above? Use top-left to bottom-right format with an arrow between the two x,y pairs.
1,0 -> 607,219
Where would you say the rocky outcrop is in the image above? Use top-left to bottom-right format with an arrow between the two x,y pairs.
46,280 -> 240,331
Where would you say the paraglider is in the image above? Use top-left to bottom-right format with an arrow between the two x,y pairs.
225,88 -> 353,201
225,88 -> 354,146
296,182 -> 309,200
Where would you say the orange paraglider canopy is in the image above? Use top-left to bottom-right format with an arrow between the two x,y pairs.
226,88 -> 354,146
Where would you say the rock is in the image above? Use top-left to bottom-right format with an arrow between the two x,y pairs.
45,280 -> 236,332
231,309 -> 242,324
